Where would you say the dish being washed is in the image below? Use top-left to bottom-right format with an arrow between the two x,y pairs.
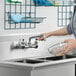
48,42 -> 76,56
48,42 -> 67,56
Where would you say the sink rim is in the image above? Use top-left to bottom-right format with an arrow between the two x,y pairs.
11,58 -> 48,64
37,55 -> 76,61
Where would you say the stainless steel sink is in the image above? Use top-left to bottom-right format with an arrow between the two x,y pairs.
14,59 -> 46,64
38,55 -> 76,61
11,55 -> 76,64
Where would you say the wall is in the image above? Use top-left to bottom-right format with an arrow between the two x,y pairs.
0,0 -> 74,60
0,0 -> 59,34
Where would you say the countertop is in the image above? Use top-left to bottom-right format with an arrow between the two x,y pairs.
0,57 -> 76,70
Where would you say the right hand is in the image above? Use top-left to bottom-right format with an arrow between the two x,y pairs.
39,33 -> 48,41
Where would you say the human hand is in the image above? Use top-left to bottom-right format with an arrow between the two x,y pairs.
56,39 -> 76,56
38,33 -> 48,41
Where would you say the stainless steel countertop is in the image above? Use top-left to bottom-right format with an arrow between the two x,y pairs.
0,57 -> 76,70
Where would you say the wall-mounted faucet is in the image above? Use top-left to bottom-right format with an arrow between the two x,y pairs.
10,35 -> 43,50
28,35 -> 43,44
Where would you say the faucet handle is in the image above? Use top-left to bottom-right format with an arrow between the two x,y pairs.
35,38 -> 38,44
20,39 -> 26,45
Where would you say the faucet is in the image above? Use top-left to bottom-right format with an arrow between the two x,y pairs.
28,35 -> 43,44
10,35 -> 43,50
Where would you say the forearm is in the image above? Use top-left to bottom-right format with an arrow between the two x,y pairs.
46,27 -> 69,38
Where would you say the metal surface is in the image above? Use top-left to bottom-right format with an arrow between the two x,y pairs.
14,59 -> 46,64
10,54 -> 76,64
10,38 -> 38,49
38,55 -> 76,61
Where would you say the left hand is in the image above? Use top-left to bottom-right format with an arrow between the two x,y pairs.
56,39 -> 76,56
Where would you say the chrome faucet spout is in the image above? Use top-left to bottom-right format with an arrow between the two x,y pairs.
29,35 -> 43,42
10,35 -> 41,50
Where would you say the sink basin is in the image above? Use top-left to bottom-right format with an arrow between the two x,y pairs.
11,55 -> 76,64
38,55 -> 76,61
14,59 -> 46,64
